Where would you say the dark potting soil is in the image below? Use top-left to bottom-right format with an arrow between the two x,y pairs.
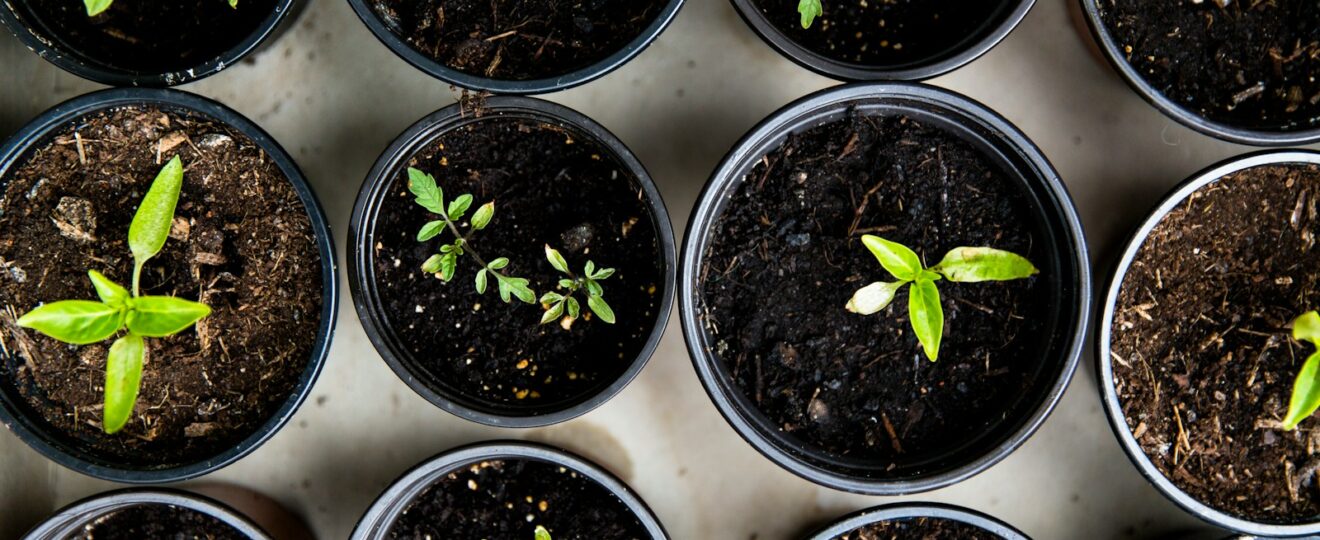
833,517 -> 1001,540
749,0 -> 1012,68
369,0 -> 665,81
0,107 -> 323,466
371,116 -> 663,412
1111,164 -> 1320,522
1098,0 -> 1320,131
388,458 -> 647,539
75,504 -> 246,540
699,111 -> 1049,465
18,0 -> 276,75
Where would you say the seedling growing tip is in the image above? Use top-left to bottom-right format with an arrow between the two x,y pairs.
540,245 -> 616,328
1282,311 -> 1320,430
16,156 -> 212,434
845,235 -> 1038,361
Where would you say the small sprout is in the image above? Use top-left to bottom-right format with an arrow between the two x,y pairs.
83,0 -> 236,17
845,235 -> 1037,361
409,167 -> 534,304
16,156 -> 211,434
534,525 -> 552,540
798,0 -> 823,28
1283,311 -> 1320,430
540,245 -> 616,327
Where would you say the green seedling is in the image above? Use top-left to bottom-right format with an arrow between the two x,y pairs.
409,167 -> 535,304
534,525 -> 552,540
16,156 -> 211,434
539,245 -> 616,328
798,0 -> 823,28
1283,311 -> 1320,430
84,0 -> 236,17
845,235 -> 1038,361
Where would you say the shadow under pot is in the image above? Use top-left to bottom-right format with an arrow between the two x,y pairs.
1098,150 -> 1320,537
22,487 -> 304,540
1079,0 -> 1320,146
0,0 -> 301,86
0,88 -> 338,483
349,96 -> 675,427
351,441 -> 668,539
681,82 -> 1090,495
729,0 -> 1034,81
804,503 -> 1029,540
347,0 -> 684,94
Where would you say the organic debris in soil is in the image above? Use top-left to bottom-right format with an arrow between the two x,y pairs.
74,504 -> 245,540
835,517 -> 1002,540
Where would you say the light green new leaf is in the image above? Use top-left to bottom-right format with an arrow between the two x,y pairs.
88,270 -> 129,307
126,296 -> 211,337
590,266 -> 615,280
85,0 -> 112,16
503,277 -> 535,304
908,280 -> 944,361
545,245 -> 570,274
1283,351 -> 1320,430
407,168 -> 445,215
845,281 -> 905,315
488,258 -> 510,270
540,301 -> 564,325
229,0 -> 238,7
448,194 -> 473,221
17,300 -> 122,345
934,247 -> 1039,282
565,297 -> 580,319
535,525 -> 552,540
584,279 -> 603,297
539,292 -> 564,304
418,220 -> 446,242
422,254 -> 444,274
475,269 -> 488,294
438,253 -> 458,282
588,295 -> 616,324
861,235 -> 923,281
129,156 -> 185,293
1295,311 -> 1320,345
103,334 -> 144,434
558,279 -> 576,290
471,202 -> 494,230
798,0 -> 822,28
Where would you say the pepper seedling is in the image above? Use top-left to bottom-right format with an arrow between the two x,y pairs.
83,0 -> 236,17
409,167 -> 535,304
798,0 -> 823,28
534,525 -> 552,540
539,245 -> 616,328
16,156 -> 212,434
1282,311 -> 1320,430
845,235 -> 1038,361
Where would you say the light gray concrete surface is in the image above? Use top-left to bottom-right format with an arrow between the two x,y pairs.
1,0 -> 1314,538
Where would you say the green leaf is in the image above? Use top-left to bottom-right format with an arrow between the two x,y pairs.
1284,351 -> 1320,430
933,247 -> 1039,282
228,0 -> 238,7
422,254 -> 444,274
908,280 -> 944,361
126,296 -> 211,337
88,270 -> 129,307
861,235 -> 923,281
798,0 -> 822,28
17,300 -> 123,345
558,279 -> 576,290
488,257 -> 509,270
448,194 -> 474,221
545,245 -> 570,274
85,0 -> 112,16
588,295 -> 616,324
438,253 -> 458,282
565,297 -> 580,319
539,292 -> 564,304
407,168 -> 445,215
103,334 -> 144,434
845,281 -> 905,315
585,261 -> 596,276
584,279 -> 603,297
1295,311 -> 1320,345
540,301 -> 564,325
535,525 -> 552,540
471,202 -> 494,230
591,266 -> 616,280
129,156 -> 185,291
475,269 -> 488,294
504,277 -> 535,304
418,220 -> 446,242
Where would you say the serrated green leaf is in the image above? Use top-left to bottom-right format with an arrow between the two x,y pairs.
88,270 -> 129,307
448,194 -> 473,221
861,235 -> 923,281
476,269 -> 488,294
129,156 -> 185,293
591,266 -> 615,280
588,295 -> 616,324
407,168 -> 445,215
84,0 -> 112,16
418,220 -> 446,242
535,525 -> 552,540
488,257 -> 509,270
540,301 -> 564,325
438,252 -> 458,282
422,254 -> 444,274
908,280 -> 943,361
126,296 -> 211,337
505,277 -> 535,304
1295,311 -> 1320,345
103,333 -> 144,434
545,245 -> 570,274
1284,351 -> 1320,430
566,297 -> 580,319
933,247 -> 1039,282
798,0 -> 822,28
471,202 -> 494,230
540,292 -> 564,304
17,300 -> 122,344
845,281 -> 905,315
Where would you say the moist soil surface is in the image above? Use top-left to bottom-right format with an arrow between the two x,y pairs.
371,116 -> 663,414
0,107 -> 323,467
699,111 -> 1049,467
1099,0 -> 1320,132
369,0 -> 665,81
834,517 -> 1001,540
749,0 -> 1012,68
76,504 -> 245,540
388,458 -> 648,539
19,0 -> 276,75
1111,164 -> 1320,522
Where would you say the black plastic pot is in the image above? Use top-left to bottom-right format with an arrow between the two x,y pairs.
1078,0 -> 1320,146
0,88 -> 339,483
23,488 -> 274,539
681,82 -> 1090,495
348,96 -> 675,427
347,0 -> 684,95
350,441 -> 668,539
1097,150 -> 1320,537
804,503 -> 1029,539
0,0 -> 302,87
729,0 -> 1034,81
